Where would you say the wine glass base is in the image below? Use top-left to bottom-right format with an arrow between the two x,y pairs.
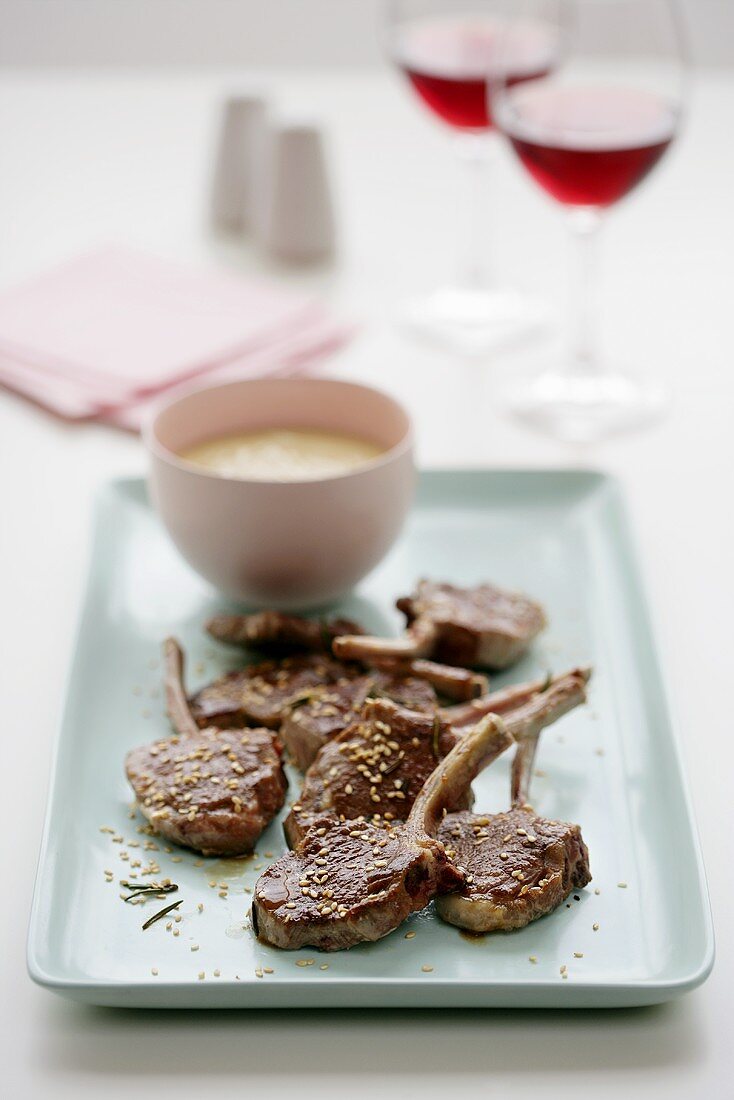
402,285 -> 549,355
507,369 -> 669,443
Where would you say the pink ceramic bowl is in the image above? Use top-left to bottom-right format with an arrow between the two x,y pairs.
145,377 -> 415,609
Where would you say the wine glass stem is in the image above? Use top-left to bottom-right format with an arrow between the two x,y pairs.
454,132 -> 494,292
567,208 -> 603,376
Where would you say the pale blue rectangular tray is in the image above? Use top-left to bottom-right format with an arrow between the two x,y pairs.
27,471 -> 714,1008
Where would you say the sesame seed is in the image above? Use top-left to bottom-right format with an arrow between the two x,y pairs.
263,967 -> 274,974
528,956 -> 537,964
421,965 -> 433,973
593,922 -> 600,931
198,971 -> 205,980
197,903 -> 204,912
213,969 -> 221,977
319,963 -> 329,970
296,959 -> 315,967
151,967 -> 158,976
617,881 -> 628,889
405,931 -> 416,939
191,945 -> 199,952
574,952 -> 584,959
594,888 -> 601,895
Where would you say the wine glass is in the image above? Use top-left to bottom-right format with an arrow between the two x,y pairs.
385,0 -> 560,352
493,0 -> 687,441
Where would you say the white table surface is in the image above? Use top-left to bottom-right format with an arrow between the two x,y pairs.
1,67 -> 731,1099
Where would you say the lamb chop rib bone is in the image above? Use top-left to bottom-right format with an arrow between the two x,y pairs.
164,637 -> 200,738
334,580 -> 547,671
252,672 -> 586,950
436,668 -> 592,932
251,712 -> 513,951
372,656 -> 487,702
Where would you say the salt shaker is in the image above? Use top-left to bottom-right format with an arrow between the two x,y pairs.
210,95 -> 268,233
259,118 -> 336,263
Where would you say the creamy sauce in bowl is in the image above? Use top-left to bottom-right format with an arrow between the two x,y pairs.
180,428 -> 384,482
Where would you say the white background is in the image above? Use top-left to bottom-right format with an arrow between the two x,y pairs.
1,0 -> 734,67
1,3 -> 732,1097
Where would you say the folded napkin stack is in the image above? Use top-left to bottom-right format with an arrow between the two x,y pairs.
0,246 -> 351,431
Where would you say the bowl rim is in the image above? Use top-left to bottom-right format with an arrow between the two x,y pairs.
143,376 -> 414,486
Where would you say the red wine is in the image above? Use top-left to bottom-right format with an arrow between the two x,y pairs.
394,16 -> 557,131
499,85 -> 678,206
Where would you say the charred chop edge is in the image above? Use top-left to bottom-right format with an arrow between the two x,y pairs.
250,713 -> 513,951
435,668 -> 593,933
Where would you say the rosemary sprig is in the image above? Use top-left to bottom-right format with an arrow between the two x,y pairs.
142,899 -> 183,930
120,880 -> 178,903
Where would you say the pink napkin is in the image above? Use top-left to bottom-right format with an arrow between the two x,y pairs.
0,246 -> 352,429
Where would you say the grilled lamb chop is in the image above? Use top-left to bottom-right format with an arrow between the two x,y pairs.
283,668 -> 588,838
280,670 -> 439,771
436,669 -> 592,933
190,643 -> 484,734
251,713 -> 513,951
206,611 -> 365,655
125,639 -> 287,856
334,579 -> 547,670
283,697 -> 469,847
189,653 -> 358,730
281,667 -> 572,774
